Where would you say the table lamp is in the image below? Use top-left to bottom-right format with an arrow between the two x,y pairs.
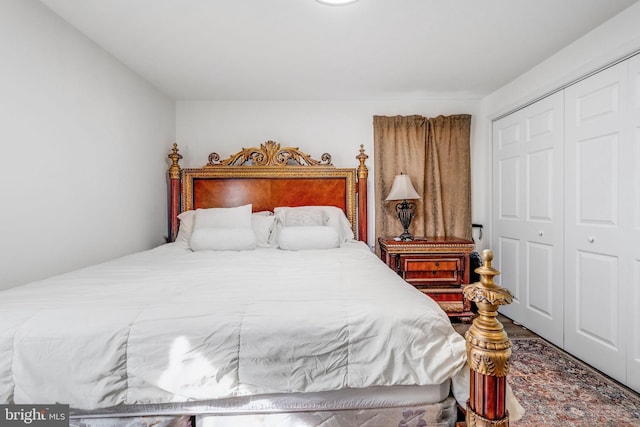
385,173 -> 421,241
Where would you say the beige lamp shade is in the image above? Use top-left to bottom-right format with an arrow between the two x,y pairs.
385,174 -> 421,201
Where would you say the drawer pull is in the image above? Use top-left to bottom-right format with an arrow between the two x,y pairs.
435,262 -> 440,266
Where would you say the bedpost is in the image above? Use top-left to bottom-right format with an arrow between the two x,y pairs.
168,143 -> 182,242
463,250 -> 513,427
356,144 -> 368,244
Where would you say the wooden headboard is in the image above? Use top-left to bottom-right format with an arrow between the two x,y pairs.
167,141 -> 369,243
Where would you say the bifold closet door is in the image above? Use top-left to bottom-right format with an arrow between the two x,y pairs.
628,54 -> 640,392
564,61 -> 631,384
492,92 -> 564,346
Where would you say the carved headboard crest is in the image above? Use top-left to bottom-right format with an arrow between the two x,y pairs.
207,140 -> 332,167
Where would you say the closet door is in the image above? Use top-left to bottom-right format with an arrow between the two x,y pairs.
564,61 -> 630,383
628,54 -> 640,391
492,111 -> 523,321
492,92 -> 564,346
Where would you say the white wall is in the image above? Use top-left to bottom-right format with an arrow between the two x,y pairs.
176,99 -> 484,248
0,0 -> 175,290
483,2 -> 640,119
477,1 -> 640,250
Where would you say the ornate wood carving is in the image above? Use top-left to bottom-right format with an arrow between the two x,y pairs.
356,144 -> 369,243
167,142 -> 368,243
356,144 -> 368,179
438,301 -> 465,313
207,140 -> 332,167
466,411 -> 510,427
168,143 -> 183,179
167,143 -> 182,242
463,249 -> 513,426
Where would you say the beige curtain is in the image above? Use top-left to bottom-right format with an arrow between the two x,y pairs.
374,114 -> 472,241
425,115 -> 472,239
374,116 -> 427,241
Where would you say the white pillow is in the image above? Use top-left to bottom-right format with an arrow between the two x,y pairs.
277,206 -> 327,227
190,228 -> 257,251
274,206 -> 354,242
251,214 -> 276,247
322,206 -> 355,242
188,204 -> 255,251
194,204 -> 252,229
176,210 -> 196,243
177,208 -> 274,244
277,226 -> 340,251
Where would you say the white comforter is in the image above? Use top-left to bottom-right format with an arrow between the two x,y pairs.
0,241 -> 468,410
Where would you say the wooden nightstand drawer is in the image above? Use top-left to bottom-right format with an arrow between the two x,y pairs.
400,257 -> 461,284
378,236 -> 475,322
415,288 -> 468,314
422,288 -> 471,314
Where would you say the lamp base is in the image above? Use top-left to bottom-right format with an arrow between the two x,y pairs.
398,230 -> 414,241
395,200 -> 417,242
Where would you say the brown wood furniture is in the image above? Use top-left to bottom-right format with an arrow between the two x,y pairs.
378,236 -> 475,322
168,141 -> 369,244
167,142 -> 513,427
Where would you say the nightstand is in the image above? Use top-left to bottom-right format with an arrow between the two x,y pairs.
379,236 -> 475,322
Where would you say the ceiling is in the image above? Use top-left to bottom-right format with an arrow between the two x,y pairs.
39,0 -> 639,101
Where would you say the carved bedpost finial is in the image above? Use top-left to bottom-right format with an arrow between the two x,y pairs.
167,144 -> 183,243
168,143 -> 182,179
463,249 -> 513,427
356,144 -> 368,179
356,145 -> 369,244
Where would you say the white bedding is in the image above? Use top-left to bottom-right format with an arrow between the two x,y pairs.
0,241 -> 468,410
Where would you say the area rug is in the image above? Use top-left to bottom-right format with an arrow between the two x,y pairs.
508,338 -> 640,426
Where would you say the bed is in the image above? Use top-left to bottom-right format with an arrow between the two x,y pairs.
0,141 -> 513,427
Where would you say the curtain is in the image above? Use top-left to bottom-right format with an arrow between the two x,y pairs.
425,115 -> 472,239
374,114 -> 472,242
373,115 -> 427,241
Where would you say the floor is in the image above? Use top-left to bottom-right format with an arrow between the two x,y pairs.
453,313 -> 640,426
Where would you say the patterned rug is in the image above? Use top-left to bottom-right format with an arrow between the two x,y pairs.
509,338 -> 640,426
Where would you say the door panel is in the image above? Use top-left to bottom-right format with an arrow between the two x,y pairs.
528,149 -> 553,221
627,54 -> 640,391
564,61 -> 628,384
576,82 -> 619,123
497,237 -> 521,312
498,122 -> 521,151
492,92 -> 564,345
575,251 -> 619,348
527,242 -> 554,317
577,134 -> 618,226
493,114 -> 524,321
632,257 -> 640,391
498,156 -> 520,220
